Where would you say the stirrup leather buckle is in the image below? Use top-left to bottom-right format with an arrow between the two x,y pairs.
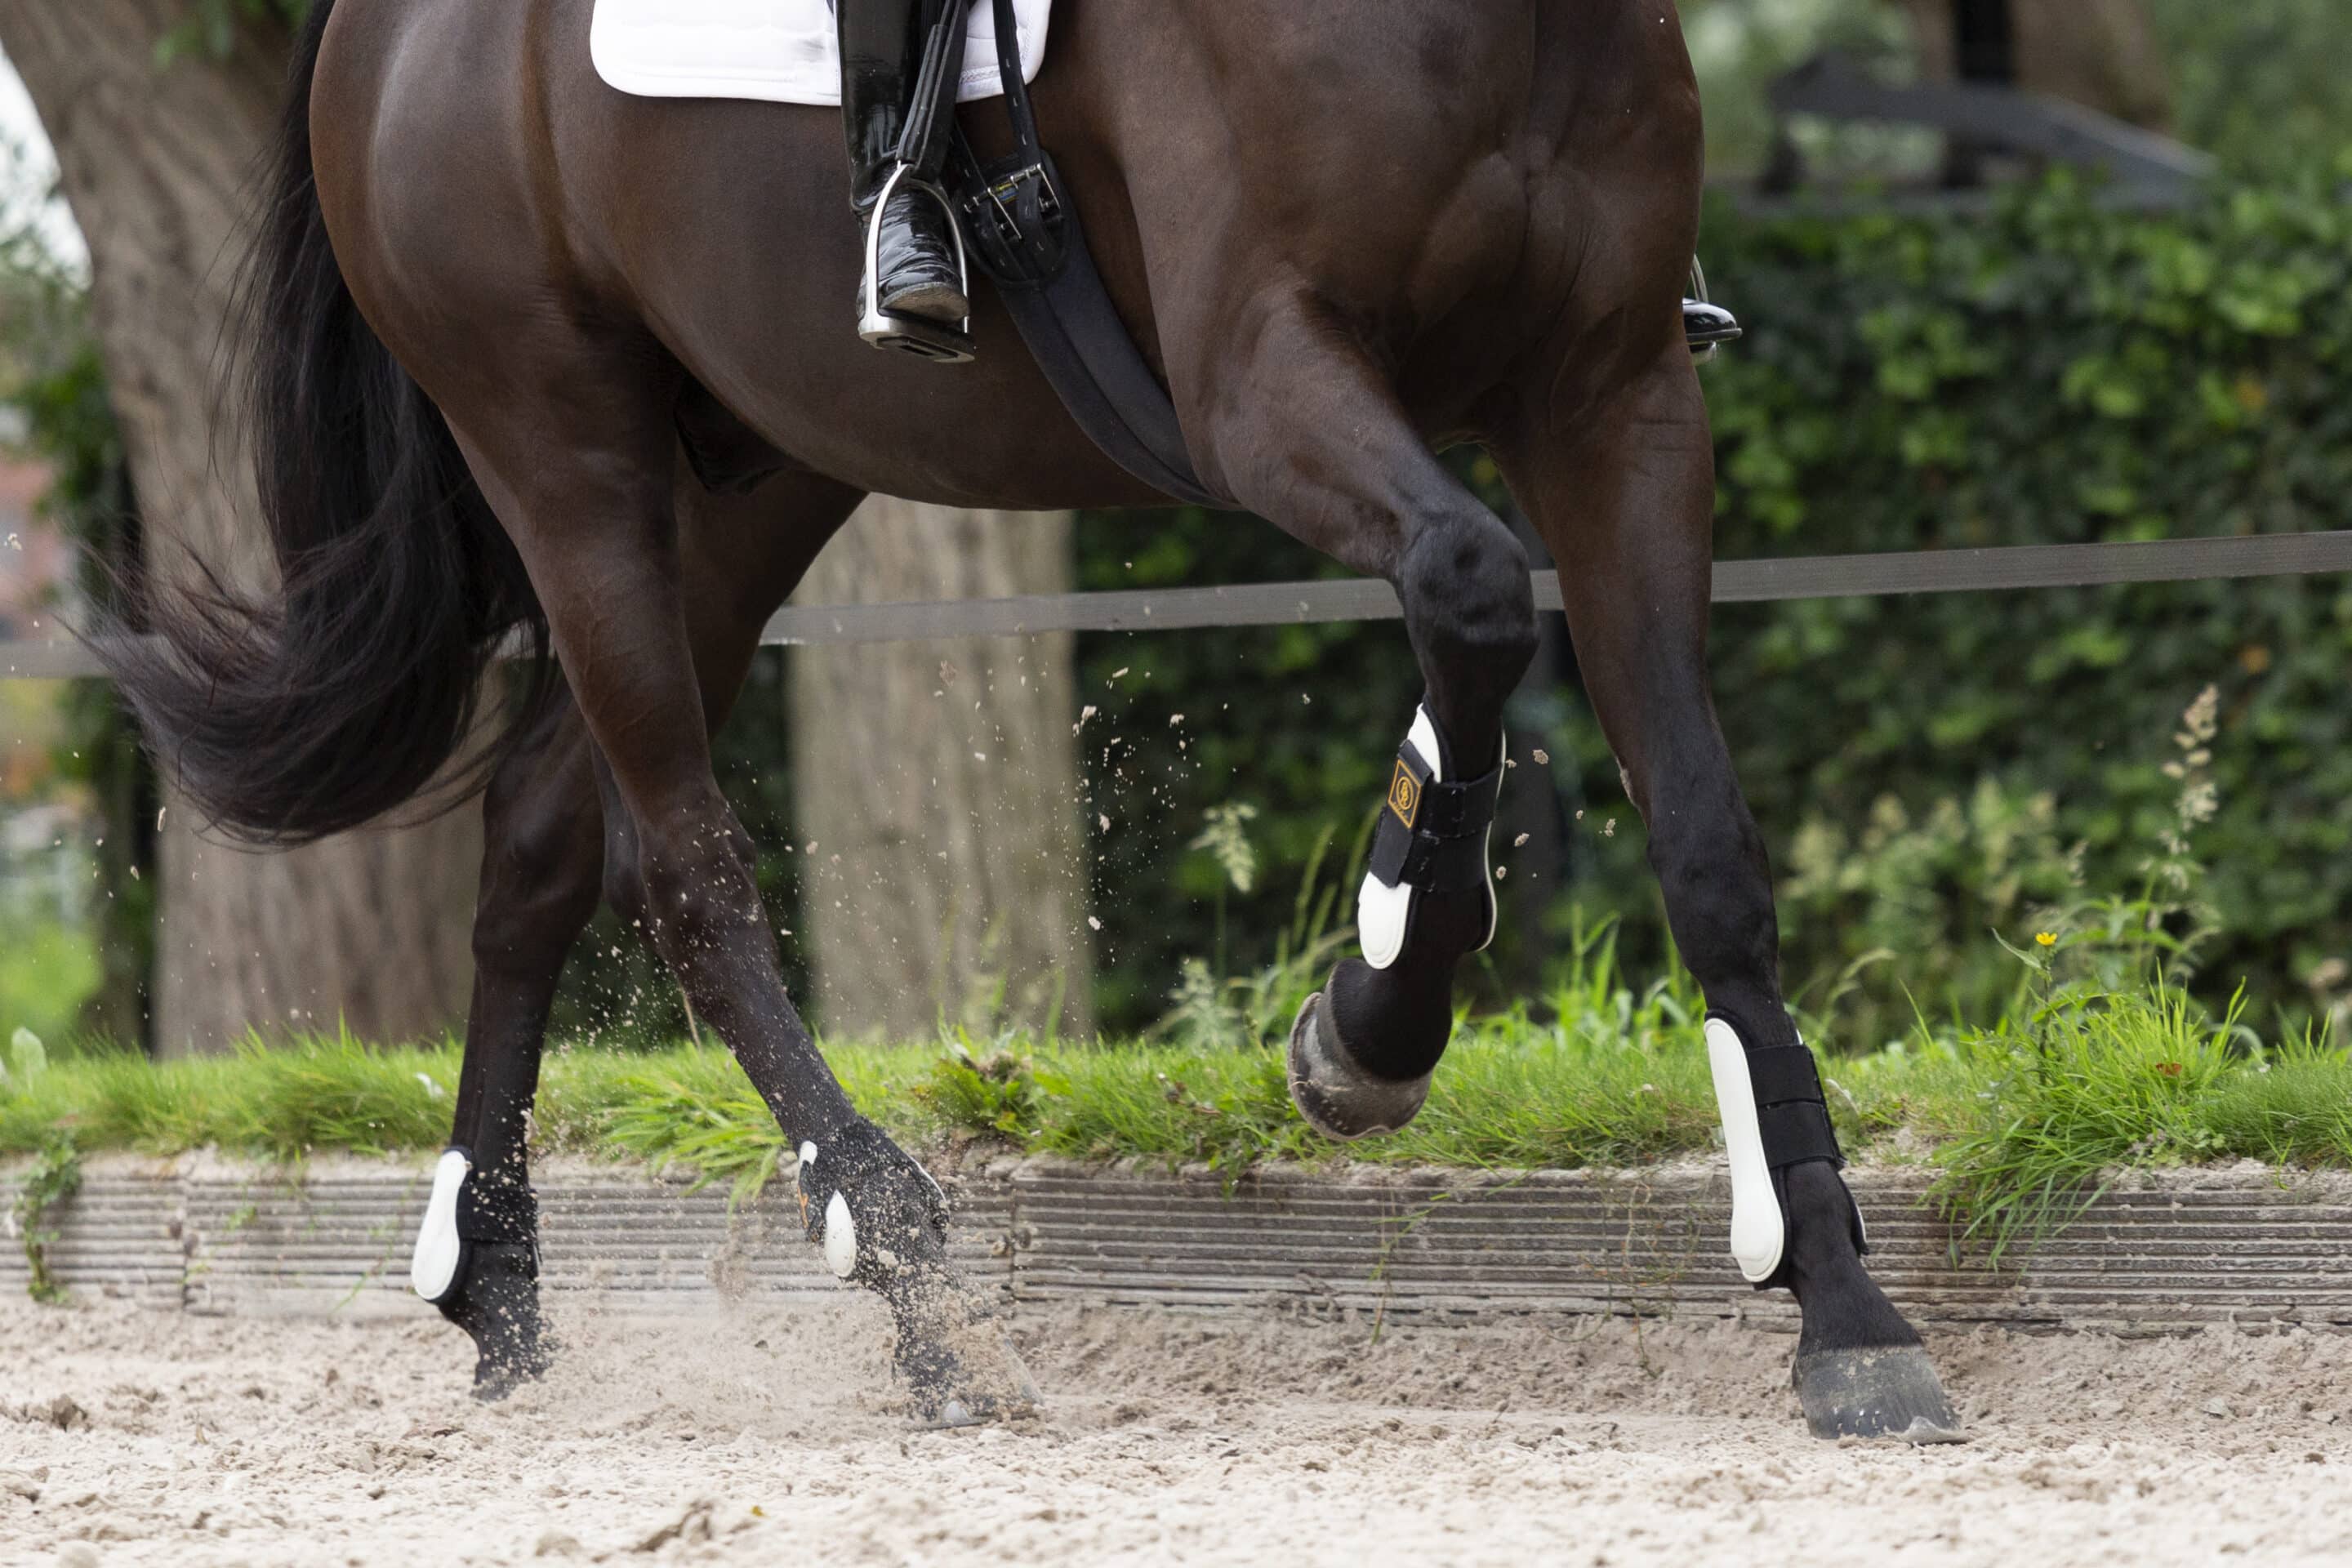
859,163 -> 976,363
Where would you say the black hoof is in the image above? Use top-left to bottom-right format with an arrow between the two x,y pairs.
471,1349 -> 552,1405
1288,987 -> 1430,1141
889,1267 -> 1042,1430
902,1330 -> 1040,1430
438,1241 -> 552,1402
1793,1345 -> 1967,1443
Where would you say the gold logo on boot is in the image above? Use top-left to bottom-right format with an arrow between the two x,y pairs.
1388,761 -> 1422,826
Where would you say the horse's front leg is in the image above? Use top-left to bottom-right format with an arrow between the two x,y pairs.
1200,308 -> 1540,1136
1497,341 -> 1963,1442
428,344 -> 1028,1425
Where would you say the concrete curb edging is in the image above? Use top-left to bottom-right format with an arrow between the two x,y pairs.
7,1155 -> 2350,1333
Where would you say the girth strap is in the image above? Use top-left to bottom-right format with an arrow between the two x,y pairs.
943,0 -> 1227,508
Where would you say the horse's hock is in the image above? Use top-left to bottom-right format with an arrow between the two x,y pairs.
5,1155 -> 2350,1334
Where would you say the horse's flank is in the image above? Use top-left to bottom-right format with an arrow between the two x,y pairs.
313,0 -> 1703,515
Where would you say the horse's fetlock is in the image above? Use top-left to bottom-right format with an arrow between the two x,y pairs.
1784,1163 -> 1864,1260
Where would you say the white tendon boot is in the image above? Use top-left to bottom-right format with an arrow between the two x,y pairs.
409,1145 -> 550,1399
1708,1022 -> 1964,1445
410,1147 -> 472,1303
1702,1014 -> 1864,1285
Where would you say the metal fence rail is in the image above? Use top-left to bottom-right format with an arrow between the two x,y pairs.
7,530 -> 2351,679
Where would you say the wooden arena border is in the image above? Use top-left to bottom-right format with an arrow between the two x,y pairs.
7,1156 -> 2351,1334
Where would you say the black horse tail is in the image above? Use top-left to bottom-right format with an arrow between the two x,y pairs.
105,0 -> 547,845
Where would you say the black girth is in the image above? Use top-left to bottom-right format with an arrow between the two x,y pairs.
938,0 -> 1228,509
906,0 -> 1724,502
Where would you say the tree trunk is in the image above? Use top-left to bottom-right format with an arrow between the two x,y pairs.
1900,0 -> 2173,130
0,1 -> 480,1054
791,500 -> 1092,1041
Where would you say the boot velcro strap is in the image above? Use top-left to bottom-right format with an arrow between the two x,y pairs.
1758,1101 -> 1842,1169
1747,1045 -> 1826,1110
1747,1043 -> 1845,1174
1367,739 -> 1502,895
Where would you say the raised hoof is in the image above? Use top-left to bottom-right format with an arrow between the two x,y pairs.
1287,989 -> 1430,1142
1793,1346 -> 1967,1444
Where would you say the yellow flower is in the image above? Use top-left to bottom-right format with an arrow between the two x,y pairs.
2034,932 -> 2057,947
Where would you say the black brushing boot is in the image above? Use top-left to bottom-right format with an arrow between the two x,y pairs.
1290,700 -> 1503,1141
412,1147 -> 554,1401
839,0 -> 971,350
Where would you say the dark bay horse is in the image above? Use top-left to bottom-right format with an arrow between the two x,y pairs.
112,0 -> 1960,1437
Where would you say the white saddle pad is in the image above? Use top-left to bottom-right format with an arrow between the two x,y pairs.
590,0 -> 1051,107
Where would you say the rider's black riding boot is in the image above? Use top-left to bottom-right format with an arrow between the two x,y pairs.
840,0 -> 969,327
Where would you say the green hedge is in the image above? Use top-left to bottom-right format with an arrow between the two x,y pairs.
1692,174 -> 2352,1040
1076,174 -> 2352,1044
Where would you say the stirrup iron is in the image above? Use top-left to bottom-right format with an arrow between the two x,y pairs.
859,163 -> 976,363
1686,257 -> 1742,362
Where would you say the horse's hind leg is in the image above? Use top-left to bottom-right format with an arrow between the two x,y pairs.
421,693 -> 600,1398
433,347 -> 1022,1423
421,470 -> 864,1397
1496,343 -> 1962,1442
1204,311 -> 1539,1135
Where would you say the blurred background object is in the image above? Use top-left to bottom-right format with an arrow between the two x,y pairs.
1,1 -> 2348,1059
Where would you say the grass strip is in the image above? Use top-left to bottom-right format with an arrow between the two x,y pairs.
3,978 -> 2347,1260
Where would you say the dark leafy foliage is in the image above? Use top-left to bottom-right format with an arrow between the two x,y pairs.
1688,174 -> 2352,1043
